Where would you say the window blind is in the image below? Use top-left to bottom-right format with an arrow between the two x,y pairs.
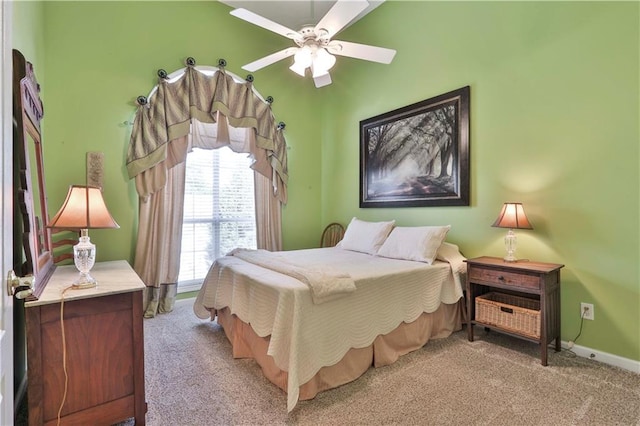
178,147 -> 256,288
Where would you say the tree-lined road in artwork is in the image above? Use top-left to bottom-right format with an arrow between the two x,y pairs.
365,102 -> 457,199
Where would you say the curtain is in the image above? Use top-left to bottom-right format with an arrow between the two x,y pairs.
255,172 -> 282,251
126,65 -> 288,317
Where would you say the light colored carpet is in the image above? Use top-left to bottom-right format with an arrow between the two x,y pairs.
132,298 -> 639,425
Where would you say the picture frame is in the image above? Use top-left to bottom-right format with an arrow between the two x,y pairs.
359,86 -> 470,208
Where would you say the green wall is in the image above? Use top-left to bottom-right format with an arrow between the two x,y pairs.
12,1 -> 45,76
319,1 -> 639,362
13,1 -> 640,365
40,1 -> 323,259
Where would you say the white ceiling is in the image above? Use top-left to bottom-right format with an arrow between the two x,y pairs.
219,0 -> 383,32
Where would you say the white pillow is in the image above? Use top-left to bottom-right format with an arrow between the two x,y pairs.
436,241 -> 467,276
377,225 -> 451,264
437,242 -> 463,262
337,217 -> 395,255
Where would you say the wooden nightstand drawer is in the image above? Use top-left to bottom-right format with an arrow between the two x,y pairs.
468,266 -> 540,290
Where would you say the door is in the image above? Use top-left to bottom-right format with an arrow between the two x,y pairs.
0,1 -> 14,424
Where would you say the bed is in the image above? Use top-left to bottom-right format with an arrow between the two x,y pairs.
193,219 -> 467,412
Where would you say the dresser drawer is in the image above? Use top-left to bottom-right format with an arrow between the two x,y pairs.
468,266 -> 540,291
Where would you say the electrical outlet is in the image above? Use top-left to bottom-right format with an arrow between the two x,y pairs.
581,302 -> 594,320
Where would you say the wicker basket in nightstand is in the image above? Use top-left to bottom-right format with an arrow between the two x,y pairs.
475,292 -> 541,339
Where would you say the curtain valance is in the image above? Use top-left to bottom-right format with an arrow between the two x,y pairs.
126,65 -> 288,203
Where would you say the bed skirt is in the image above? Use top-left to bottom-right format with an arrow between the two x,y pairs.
214,300 -> 463,402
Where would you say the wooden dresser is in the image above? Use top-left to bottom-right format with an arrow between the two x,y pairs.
25,260 -> 146,425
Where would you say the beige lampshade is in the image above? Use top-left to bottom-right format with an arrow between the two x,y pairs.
491,202 -> 533,230
48,185 -> 119,229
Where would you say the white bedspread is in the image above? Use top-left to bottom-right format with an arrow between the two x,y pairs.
229,248 -> 356,304
193,247 -> 465,412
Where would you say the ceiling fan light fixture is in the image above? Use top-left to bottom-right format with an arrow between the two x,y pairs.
294,46 -> 312,67
311,64 -> 328,78
312,48 -> 336,77
289,61 -> 307,77
290,46 -> 313,76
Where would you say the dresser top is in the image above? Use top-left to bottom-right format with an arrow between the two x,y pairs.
25,260 -> 145,307
465,256 -> 564,273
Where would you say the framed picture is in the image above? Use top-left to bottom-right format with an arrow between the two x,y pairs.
360,86 -> 470,208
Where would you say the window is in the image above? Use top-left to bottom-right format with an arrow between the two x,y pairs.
178,147 -> 256,292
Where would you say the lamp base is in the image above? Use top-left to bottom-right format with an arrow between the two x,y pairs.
503,229 -> 518,263
73,231 -> 97,289
72,283 -> 97,289
72,273 -> 97,289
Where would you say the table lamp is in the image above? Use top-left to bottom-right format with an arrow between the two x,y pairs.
48,185 -> 119,288
492,202 -> 533,262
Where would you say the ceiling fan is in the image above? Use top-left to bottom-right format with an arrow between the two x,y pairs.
230,0 -> 396,88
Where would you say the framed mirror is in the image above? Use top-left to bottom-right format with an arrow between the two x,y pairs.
13,49 -> 54,300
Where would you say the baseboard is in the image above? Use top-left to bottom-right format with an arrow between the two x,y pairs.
561,340 -> 640,374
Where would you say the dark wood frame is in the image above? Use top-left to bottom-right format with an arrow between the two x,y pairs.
13,49 -> 54,300
359,86 -> 470,208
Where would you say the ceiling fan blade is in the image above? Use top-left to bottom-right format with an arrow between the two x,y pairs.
314,0 -> 369,39
230,8 -> 301,40
327,40 -> 396,64
313,72 -> 332,88
242,48 -> 298,72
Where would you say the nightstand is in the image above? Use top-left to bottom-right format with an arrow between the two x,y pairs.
25,260 -> 146,425
465,256 -> 564,365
